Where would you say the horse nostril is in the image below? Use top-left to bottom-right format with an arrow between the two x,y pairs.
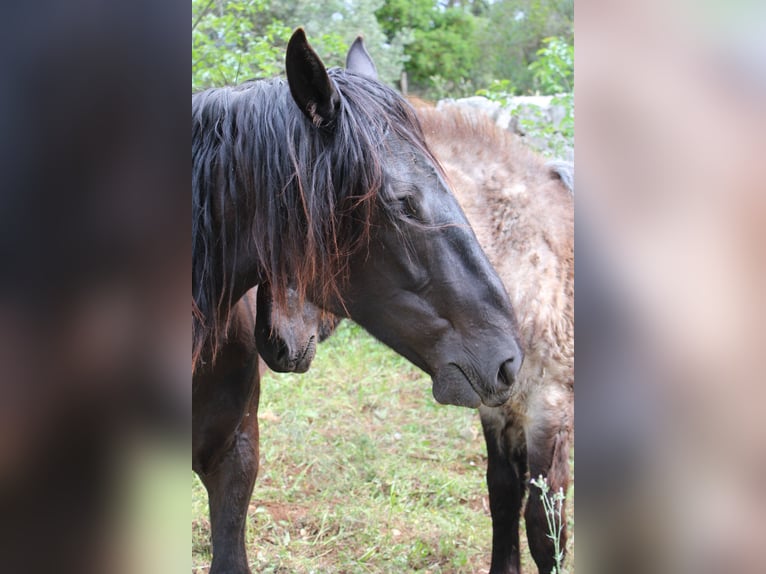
497,356 -> 521,389
275,340 -> 289,364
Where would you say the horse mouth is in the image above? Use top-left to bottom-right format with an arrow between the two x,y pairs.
292,336 -> 316,373
431,363 -> 482,408
431,363 -> 510,409
456,363 -> 511,407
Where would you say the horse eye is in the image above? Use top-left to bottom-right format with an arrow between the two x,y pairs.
399,195 -> 420,219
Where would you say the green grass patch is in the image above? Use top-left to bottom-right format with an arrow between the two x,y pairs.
192,321 -> 573,573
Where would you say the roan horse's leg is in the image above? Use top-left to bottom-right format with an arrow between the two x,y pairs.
193,344 -> 260,574
524,406 -> 571,574
480,407 -> 528,574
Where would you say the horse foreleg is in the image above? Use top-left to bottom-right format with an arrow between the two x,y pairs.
524,406 -> 571,574
203,406 -> 260,574
193,357 -> 261,574
480,407 -> 528,574
201,388 -> 259,574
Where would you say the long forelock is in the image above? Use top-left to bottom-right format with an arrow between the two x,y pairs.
332,72 -> 446,222
192,71 -> 429,369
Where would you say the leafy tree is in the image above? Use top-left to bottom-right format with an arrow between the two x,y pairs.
192,0 -> 293,90
478,0 -> 573,95
193,0 -> 573,100
529,36 -> 573,94
267,0 -> 409,86
478,35 -> 574,159
377,0 -> 484,98
409,8 -> 481,97
192,0 -> 407,90
376,0 -> 435,38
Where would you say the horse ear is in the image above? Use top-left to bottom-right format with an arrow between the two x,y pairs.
286,28 -> 340,126
345,36 -> 378,80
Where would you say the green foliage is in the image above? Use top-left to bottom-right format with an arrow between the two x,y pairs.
478,0 -> 573,96
192,0 -> 292,90
193,1 -> 574,100
374,0 -> 574,98
529,36 -> 574,94
193,0 -> 408,91
377,1 -> 483,97
375,0 -> 434,37
409,8 -> 481,97
476,79 -> 517,107
543,92 -> 574,151
522,36 -> 574,158
267,0 -> 408,86
476,35 -> 573,160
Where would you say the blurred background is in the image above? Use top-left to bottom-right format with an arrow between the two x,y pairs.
0,2 -> 188,573
577,1 -> 766,572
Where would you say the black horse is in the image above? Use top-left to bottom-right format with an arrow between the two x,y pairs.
193,30 -> 523,573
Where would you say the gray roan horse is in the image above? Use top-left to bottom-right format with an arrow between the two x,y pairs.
192,30 -> 523,573
259,102 -> 574,573
421,103 -> 573,574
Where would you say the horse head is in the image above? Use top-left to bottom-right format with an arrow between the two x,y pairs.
283,30 -> 524,407
193,29 -> 523,408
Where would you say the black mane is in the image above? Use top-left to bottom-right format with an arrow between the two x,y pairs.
192,69 -> 432,368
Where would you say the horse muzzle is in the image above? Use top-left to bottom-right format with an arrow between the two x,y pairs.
431,345 -> 523,409
259,335 -> 317,374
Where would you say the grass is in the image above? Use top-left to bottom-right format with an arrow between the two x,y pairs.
192,321 -> 574,573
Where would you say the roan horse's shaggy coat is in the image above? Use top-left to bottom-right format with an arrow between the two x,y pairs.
417,102 -> 574,574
